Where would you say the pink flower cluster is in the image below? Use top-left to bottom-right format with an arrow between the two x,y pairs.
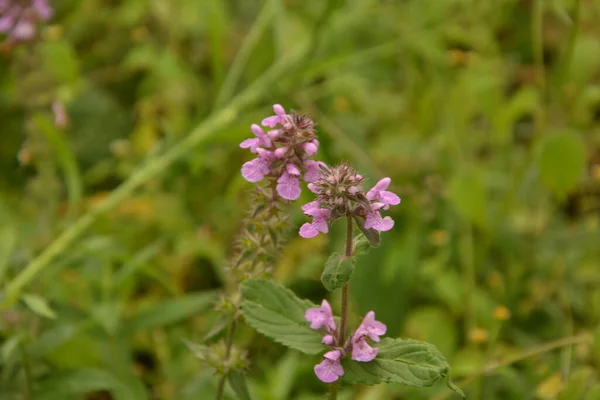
240,104 -> 321,200
299,163 -> 401,238
0,0 -> 52,41
305,300 -> 386,383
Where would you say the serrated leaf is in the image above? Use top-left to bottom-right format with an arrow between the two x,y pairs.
120,291 -> 217,336
341,338 -> 464,398
228,371 -> 253,400
321,253 -> 355,291
537,132 -> 585,199
353,216 -> 381,247
22,294 -> 56,319
240,279 -> 323,354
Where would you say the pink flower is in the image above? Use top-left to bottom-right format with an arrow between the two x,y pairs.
241,153 -> 272,182
240,104 -> 322,200
303,160 -> 321,182
322,335 -> 334,345
350,311 -> 386,362
305,300 -> 336,331
299,201 -> 330,238
0,0 -> 52,42
353,311 -> 387,342
262,103 -> 288,127
277,172 -> 301,200
314,350 -> 344,383
298,164 -> 401,237
366,177 -> 401,209
240,124 -> 272,153
364,211 -> 394,231
351,338 -> 378,362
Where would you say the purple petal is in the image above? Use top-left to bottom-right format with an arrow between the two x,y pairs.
380,190 -> 401,205
300,223 -> 320,238
324,350 -> 343,361
304,160 -> 320,182
262,115 -> 280,127
314,359 -> 344,383
303,141 -> 318,156
322,335 -> 334,345
301,200 -> 322,213
364,211 -> 394,231
0,14 -> 15,33
34,0 -> 53,20
286,163 -> 301,175
241,158 -> 270,182
276,172 -> 301,200
12,20 -> 35,39
240,138 -> 261,152
304,300 -> 335,330
274,147 -> 288,158
273,104 -> 286,117
351,338 -> 378,362
307,183 -> 319,193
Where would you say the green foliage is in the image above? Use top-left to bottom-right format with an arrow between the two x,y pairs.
240,279 -> 323,354
537,132 -> 586,199
320,252 -> 355,291
342,338 -> 464,398
2,0 -> 600,398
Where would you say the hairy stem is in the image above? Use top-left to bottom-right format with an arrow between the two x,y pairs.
215,320 -> 237,400
330,217 -> 354,400
338,216 -> 353,345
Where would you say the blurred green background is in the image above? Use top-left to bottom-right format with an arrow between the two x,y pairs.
2,0 -> 600,399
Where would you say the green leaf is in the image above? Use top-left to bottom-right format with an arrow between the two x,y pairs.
584,384 -> 600,400
32,369 -> 146,400
342,337 -> 464,398
22,294 -> 56,319
537,132 -> 586,199
228,371 -> 253,400
240,279 -> 323,354
353,216 -> 381,247
353,234 -> 372,256
120,291 -> 217,336
448,169 -> 487,227
559,367 -> 593,400
321,253 -> 355,291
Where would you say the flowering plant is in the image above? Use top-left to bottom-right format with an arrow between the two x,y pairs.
198,104 -> 463,399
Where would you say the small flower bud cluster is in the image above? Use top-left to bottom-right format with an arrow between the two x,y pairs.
229,184 -> 290,282
0,0 -> 52,42
300,163 -> 401,238
240,104 -> 321,200
190,340 -> 249,375
305,300 -> 387,383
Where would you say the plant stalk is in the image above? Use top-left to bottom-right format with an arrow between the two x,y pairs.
215,319 -> 237,400
330,217 -> 354,400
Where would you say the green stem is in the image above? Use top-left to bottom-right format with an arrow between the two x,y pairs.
1,41 -> 309,308
337,216 -> 353,345
215,320 -> 237,400
330,217 -> 354,400
19,343 -> 31,400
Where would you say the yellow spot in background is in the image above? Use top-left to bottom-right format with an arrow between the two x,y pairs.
333,96 -> 350,112
430,229 -> 448,246
493,305 -> 511,321
469,328 -> 489,344
44,25 -> 63,41
536,373 -> 563,399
